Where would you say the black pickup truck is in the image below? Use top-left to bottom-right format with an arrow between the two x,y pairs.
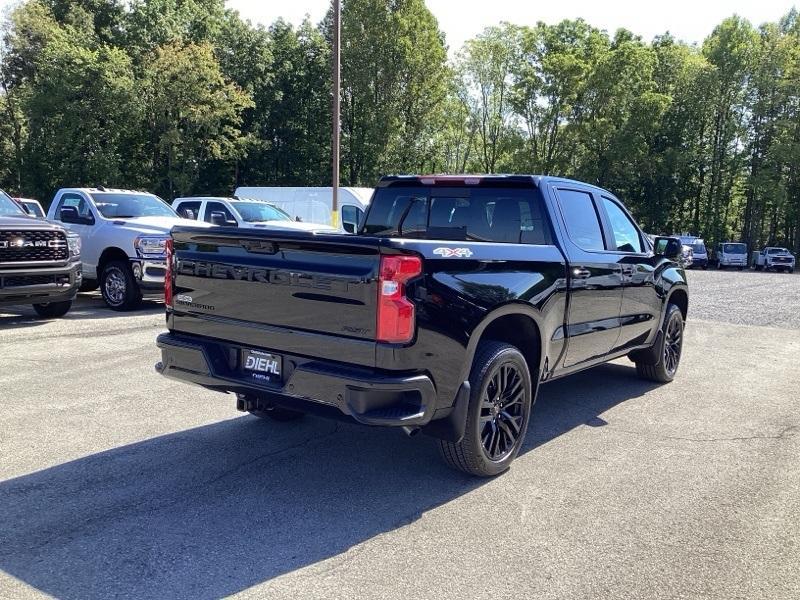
1,189 -> 82,317
156,175 -> 688,476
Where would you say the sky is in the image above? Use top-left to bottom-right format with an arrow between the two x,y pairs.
0,0 -> 794,50
226,0 -> 797,51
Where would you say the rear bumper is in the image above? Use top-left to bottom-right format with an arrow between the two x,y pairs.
0,261 -> 81,307
155,331 -> 439,428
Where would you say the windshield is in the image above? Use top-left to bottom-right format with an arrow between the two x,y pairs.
91,193 -> 177,219
767,248 -> 789,254
0,190 -> 26,216
723,243 -> 746,254
231,201 -> 291,223
691,243 -> 706,253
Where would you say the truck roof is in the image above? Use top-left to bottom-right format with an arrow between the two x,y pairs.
56,187 -> 155,195
377,174 -> 616,193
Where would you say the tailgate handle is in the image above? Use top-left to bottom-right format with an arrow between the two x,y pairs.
240,240 -> 277,254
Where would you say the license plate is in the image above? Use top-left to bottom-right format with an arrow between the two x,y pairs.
241,348 -> 282,384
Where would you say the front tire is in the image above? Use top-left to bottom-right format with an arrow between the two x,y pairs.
634,303 -> 684,383
439,341 -> 533,477
32,301 -> 72,318
100,261 -> 142,311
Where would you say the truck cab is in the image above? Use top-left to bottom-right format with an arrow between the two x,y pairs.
46,187 -> 211,310
716,242 -> 747,270
172,197 -> 336,233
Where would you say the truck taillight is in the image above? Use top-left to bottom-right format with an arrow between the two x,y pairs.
164,238 -> 174,306
377,255 -> 422,343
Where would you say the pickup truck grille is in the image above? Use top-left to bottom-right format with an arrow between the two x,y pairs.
0,230 -> 68,263
771,257 -> 792,264
0,273 -> 71,288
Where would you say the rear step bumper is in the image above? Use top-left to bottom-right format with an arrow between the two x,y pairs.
155,332 -> 438,427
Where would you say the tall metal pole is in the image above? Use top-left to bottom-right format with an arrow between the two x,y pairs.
331,0 -> 341,228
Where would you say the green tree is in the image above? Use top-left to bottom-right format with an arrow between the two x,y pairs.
140,41 -> 252,198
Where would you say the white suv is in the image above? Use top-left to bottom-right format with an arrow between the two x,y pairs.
172,197 -> 336,232
47,187 -> 210,310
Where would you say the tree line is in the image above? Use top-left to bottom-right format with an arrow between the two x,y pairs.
1,0 -> 799,251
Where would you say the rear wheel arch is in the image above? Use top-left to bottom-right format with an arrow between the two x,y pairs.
460,305 -> 545,386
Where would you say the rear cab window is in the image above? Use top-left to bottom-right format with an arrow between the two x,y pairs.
362,186 -> 552,245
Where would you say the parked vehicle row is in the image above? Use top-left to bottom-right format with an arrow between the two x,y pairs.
156,174 -> 690,477
0,188 -> 82,317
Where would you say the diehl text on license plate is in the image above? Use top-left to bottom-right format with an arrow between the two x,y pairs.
242,349 -> 282,383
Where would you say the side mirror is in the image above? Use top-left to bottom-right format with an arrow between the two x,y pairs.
654,236 -> 682,261
60,206 -> 94,225
209,211 -> 228,227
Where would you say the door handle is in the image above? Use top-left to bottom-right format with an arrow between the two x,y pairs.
572,267 -> 591,279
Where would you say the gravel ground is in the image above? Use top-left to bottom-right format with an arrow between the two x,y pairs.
686,268 -> 800,329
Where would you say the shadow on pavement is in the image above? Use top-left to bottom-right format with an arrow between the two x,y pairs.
0,294 -> 163,328
0,362 -> 658,599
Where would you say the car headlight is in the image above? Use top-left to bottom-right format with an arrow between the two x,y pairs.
134,236 -> 169,258
67,233 -> 81,258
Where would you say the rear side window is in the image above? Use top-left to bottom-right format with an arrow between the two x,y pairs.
175,201 -> 201,220
556,189 -> 605,251
362,187 -> 551,244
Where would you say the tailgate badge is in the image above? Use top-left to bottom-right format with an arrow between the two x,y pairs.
434,247 -> 473,258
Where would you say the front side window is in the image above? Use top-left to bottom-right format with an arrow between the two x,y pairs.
556,189 -> 605,251
204,201 -> 237,225
601,197 -> 643,253
59,194 -> 94,219
341,205 -> 362,234
91,193 -> 176,219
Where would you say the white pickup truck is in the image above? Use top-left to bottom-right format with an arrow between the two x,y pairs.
751,247 -> 796,273
46,187 -> 210,310
172,196 -> 336,232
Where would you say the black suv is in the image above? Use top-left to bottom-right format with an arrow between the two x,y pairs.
0,189 -> 82,317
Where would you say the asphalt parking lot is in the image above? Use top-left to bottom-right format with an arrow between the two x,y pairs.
1,269 -> 798,600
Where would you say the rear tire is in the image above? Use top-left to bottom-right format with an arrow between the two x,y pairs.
438,341 -> 533,477
32,301 -> 72,318
634,303 -> 684,383
100,260 -> 142,311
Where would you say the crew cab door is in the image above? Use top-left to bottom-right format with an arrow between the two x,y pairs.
551,186 -> 623,368
51,191 -> 101,275
596,195 -> 659,352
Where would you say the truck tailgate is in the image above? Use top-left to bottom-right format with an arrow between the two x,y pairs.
169,228 -> 382,364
